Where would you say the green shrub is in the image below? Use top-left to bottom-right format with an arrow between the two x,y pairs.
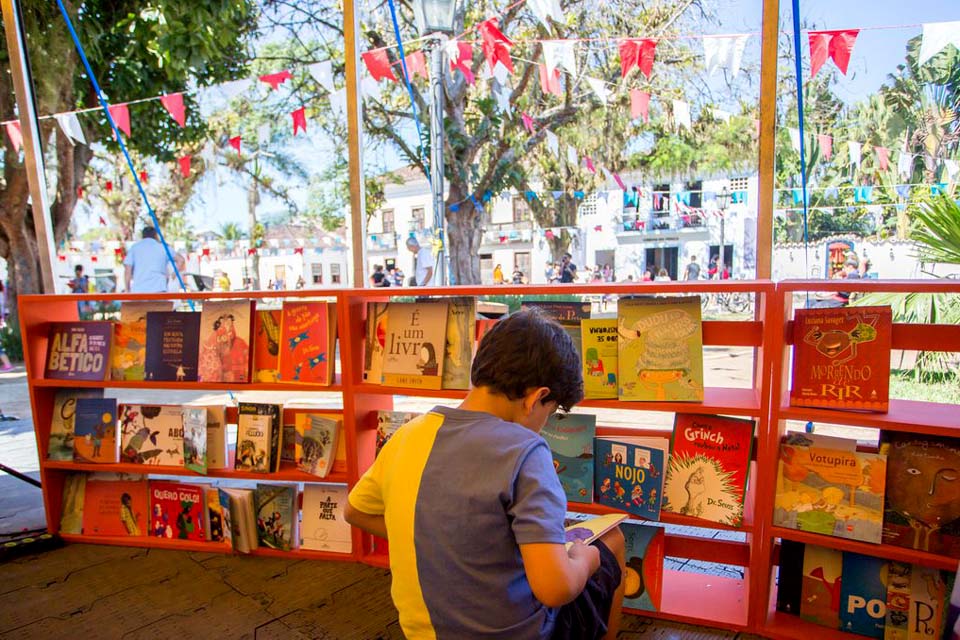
0,325 -> 23,362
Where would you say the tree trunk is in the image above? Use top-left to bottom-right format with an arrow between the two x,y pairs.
445,182 -> 483,285
247,176 -> 261,290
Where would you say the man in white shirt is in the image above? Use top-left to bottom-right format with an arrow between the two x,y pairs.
124,226 -> 171,293
406,236 -> 435,286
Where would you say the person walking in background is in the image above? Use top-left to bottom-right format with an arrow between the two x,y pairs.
493,264 -> 505,285
684,256 -> 701,281
655,268 -> 672,281
560,253 -> 577,283
167,253 -> 188,292
406,236 -> 434,286
369,264 -> 390,287
124,226 -> 171,293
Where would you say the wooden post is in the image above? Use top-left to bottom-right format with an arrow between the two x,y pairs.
343,0 -> 367,288
755,0 -> 780,280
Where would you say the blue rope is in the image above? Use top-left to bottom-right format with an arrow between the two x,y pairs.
791,0 -> 811,285
385,0 -> 431,178
55,0 -> 191,303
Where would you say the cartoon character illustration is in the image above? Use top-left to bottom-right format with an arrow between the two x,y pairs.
175,364 -> 188,381
552,458 -> 567,475
119,492 -> 141,536
648,488 -> 658,509
176,500 -> 196,539
417,343 -> 439,376
153,503 -> 172,538
631,484 -> 644,507
237,439 -> 260,470
680,466 -> 706,517
599,478 -> 611,495
198,313 -> 250,382
802,312 -> 880,365
585,348 -> 604,377
613,481 -> 626,501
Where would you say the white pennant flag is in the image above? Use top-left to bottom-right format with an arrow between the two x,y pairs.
919,21 -> 960,66
788,127 -> 801,152
308,60 -> 335,92
492,61 -> 511,85
542,40 -> 577,77
218,78 -> 254,100
527,0 -> 564,29
329,88 -> 347,117
257,123 -> 271,147
444,38 -> 462,64
494,81 -> 512,115
55,113 -> 86,145
361,76 -> 382,102
897,151 -> 913,178
200,142 -> 217,171
702,35 -> 749,77
672,99 -> 691,131
848,141 -> 862,171
586,77 -> 610,104
566,145 -> 578,167
545,130 -> 559,157
945,159 -> 960,181
712,108 -> 732,122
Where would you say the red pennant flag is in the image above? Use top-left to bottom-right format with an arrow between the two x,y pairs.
521,112 -> 536,134
107,103 -> 131,137
294,247 -> 304,255
544,229 -> 555,240
630,89 -> 651,122
613,172 -> 626,190
247,248 -> 256,256
291,107 -> 307,136
619,39 -> 657,79
450,42 -> 475,84
405,50 -> 428,80
5,121 -> 22,152
229,136 -> 241,154
91,255 -> 98,263
99,216 -> 107,226
584,156 -> 596,173
478,18 -> 514,73
499,235 -> 507,244
178,155 -> 192,178
538,64 -> 561,95
594,225 -> 603,232
875,146 -> 890,171
817,133 -> 833,160
259,70 -> 293,90
139,170 -> 148,183
76,185 -> 84,199
202,247 -> 211,257
105,181 -> 113,193
58,254 -> 66,262
361,49 -> 398,82
160,93 -> 186,127
808,30 -> 859,77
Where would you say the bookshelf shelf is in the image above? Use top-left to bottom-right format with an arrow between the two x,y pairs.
32,378 -> 344,393
42,460 -> 350,485
352,383 -> 468,399
579,387 -> 761,416
566,500 -> 754,534
777,399 -> 960,437
650,570 -> 748,630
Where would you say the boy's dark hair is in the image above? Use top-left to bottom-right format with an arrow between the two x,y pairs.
471,308 -> 583,411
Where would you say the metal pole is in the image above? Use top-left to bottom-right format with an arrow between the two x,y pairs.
427,36 -> 446,285
1,0 -> 57,293
719,214 -> 726,274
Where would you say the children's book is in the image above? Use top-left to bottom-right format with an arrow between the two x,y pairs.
885,561 -> 913,640
149,480 -> 206,541
363,301 -> 389,383
581,318 -> 619,399
59,473 -> 87,535
118,404 -> 184,466
73,397 -> 119,463
82,479 -> 148,537
295,413 -> 341,478
182,407 -> 208,474
217,488 -> 236,551
301,483 -> 352,553
475,317 -> 499,345
255,483 -> 298,551
839,552 -> 888,638
206,487 -> 225,543
790,306 -> 892,412
594,436 -> 669,520
773,432 -> 886,544
800,544 -> 843,629
144,311 -> 201,381
236,402 -> 281,473
252,309 -> 281,383
880,432 -> 960,558
541,413 -> 596,503
909,566 -> 948,640
45,321 -> 113,381
621,521 -> 665,612
197,300 -> 253,383
776,539 -> 806,615
440,297 -> 475,390
48,389 -> 104,461
111,301 -> 173,381
201,405 -> 228,469
382,302 -> 449,390
662,413 -> 755,526
617,296 -> 703,402
564,513 -> 627,549
277,301 -> 336,385
375,411 -> 421,458
520,299 -> 587,359
223,487 -> 258,553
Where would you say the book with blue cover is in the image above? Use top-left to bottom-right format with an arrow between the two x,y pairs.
621,521 -> 664,612
839,551 -> 887,638
144,311 -> 201,382
541,413 -> 596,503
72,397 -> 119,463
594,436 -> 669,520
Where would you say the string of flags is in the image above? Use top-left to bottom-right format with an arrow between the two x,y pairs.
56,235 -> 348,264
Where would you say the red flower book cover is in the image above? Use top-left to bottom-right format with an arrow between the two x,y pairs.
149,481 -> 206,541
277,302 -> 329,384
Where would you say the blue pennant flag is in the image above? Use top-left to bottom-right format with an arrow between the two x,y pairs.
895,184 -> 911,199
525,190 -> 537,201
482,190 -> 493,202
450,203 -> 460,212
574,191 -> 585,199
552,191 -> 563,199
792,188 -> 803,205
824,186 -> 839,199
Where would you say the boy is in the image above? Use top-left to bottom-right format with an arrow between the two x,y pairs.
346,310 -> 625,639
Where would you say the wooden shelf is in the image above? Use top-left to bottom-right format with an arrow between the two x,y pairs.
32,378 -> 343,393
43,460 -> 349,484
58,533 -> 354,561
352,383 -> 468,399
566,500 -> 753,533
778,398 -> 960,437
630,570 -> 748,631
580,387 -> 761,416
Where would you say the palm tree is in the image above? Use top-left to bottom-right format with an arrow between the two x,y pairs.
219,222 -> 244,241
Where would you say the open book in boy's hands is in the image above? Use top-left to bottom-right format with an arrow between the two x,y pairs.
564,513 -> 627,550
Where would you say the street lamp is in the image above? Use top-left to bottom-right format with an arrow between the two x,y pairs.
716,186 -> 731,274
412,0 -> 459,286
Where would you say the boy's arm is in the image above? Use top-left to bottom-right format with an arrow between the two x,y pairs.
344,502 -> 387,539
520,540 -> 600,608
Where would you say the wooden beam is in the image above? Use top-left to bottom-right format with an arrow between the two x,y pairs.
343,0 -> 367,288
756,0 -> 780,279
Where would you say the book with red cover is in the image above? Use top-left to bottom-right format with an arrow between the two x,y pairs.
149,480 -> 206,541
197,300 -> 253,383
277,301 -> 336,385
621,522 -> 664,612
44,321 -> 113,381
790,306 -> 892,412
82,479 -> 148,536
252,309 -> 281,383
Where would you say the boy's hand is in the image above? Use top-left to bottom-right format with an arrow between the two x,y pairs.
567,540 -> 601,574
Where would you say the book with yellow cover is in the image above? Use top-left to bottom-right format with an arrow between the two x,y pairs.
441,297 -> 475,390
581,318 -> 618,399
381,302 -> 448,390
111,301 -> 173,381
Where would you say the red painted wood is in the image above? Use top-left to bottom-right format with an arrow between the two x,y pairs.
43,460 -> 350,485
778,399 -> 960,436
785,320 -> 960,352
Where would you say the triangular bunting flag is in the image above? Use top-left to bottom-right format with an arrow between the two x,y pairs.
478,18 -> 514,73
361,49 -> 397,82
521,112 -> 536,134
308,60 -> 335,92
404,50 -> 428,80
702,34 -> 748,77
542,40 -> 577,76
361,76 -> 383,102
538,64 -> 562,95
630,89 -> 650,122
585,77 -> 610,104
848,140 -> 861,171
55,113 -> 86,145
817,133 -> 833,160
875,146 -> 889,171
918,21 -> 960,65
619,38 -> 657,79
160,93 -> 186,127
895,184 -> 911,199
139,170 -> 148,183
292,107 -> 307,136
945,159 -> 960,181
897,151 -> 913,178
545,130 -> 559,156
492,60 -> 511,85
584,156 -> 596,173
788,127 -> 801,152
178,155 -> 191,179
494,81 -> 512,115
448,41 -> 475,84
808,30 -> 859,77
672,99 -> 691,131
566,145 -> 577,167
527,0 -> 564,29
107,103 -> 131,137
612,172 -> 626,190
229,136 -> 242,154
5,121 -> 21,152
259,70 -> 293,90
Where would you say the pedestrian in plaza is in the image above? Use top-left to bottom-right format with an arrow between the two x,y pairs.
406,236 -> 434,286
370,265 -> 390,287
512,268 -> 524,284
684,256 -> 701,281
560,253 -> 577,283
167,252 -> 188,292
602,264 -> 613,282
392,268 -> 404,287
124,226 -> 171,293
296,276 -> 306,289
655,268 -> 672,281
493,264 -> 505,285
642,269 -> 653,282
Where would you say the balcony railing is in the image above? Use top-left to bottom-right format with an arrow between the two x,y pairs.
366,231 -> 397,251
618,213 -> 706,234
481,220 -> 535,245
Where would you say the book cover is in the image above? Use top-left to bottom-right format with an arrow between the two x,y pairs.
564,513 -> 627,549
295,413 -> 341,478
59,473 -> 87,535
144,311 -> 201,382
594,436 -> 669,520
217,488 -> 234,550
790,306 -> 893,411
363,301 -> 389,383
880,432 -> 960,558
111,301 -> 173,381
382,302 -> 449,390
197,300 -> 253,383
519,300 -> 592,322
149,481 -> 206,541
220,487 -> 257,553
301,483 -> 352,553
252,309 -> 281,383
909,566 -> 948,640
73,397 -> 118,463
885,561 -> 913,640
800,544 -> 843,629
202,405 -> 228,469
475,317 -> 499,345
255,483 -> 298,551
48,389 -> 104,461
82,479 -> 148,537
774,433 -> 887,544
118,404 -> 184,466
663,413 -> 755,526
617,296 -> 704,402
375,411 -> 421,458
236,402 -> 280,473
182,407 -> 208,474
776,539 -> 806,615
541,413 -> 596,503
621,522 -> 665,612
581,318 -> 618,399
441,297 -> 475,390
277,301 -> 331,384
206,487 -> 225,543
45,321 -> 113,381
839,552 -> 888,638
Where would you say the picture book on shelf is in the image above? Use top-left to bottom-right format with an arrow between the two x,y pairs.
301,484 -> 352,553
885,561 -> 912,640
255,483 -> 298,551
564,513 -> 627,549
252,309 -> 281,383
581,318 -> 618,399
880,432 -> 960,558
73,397 -> 118,463
277,301 -> 336,384
149,481 -> 206,541
375,411 -> 420,458
774,432 -> 887,544
909,566 -> 950,640
520,299 -> 586,359
294,413 -> 340,477
236,402 -> 281,473
48,389 -> 104,461
206,487 -> 225,543
60,473 -> 87,535
621,521 -> 664,612
776,539 -> 806,615
839,552 -> 887,638
800,544 -> 843,628
144,311 -> 201,382
111,301 -> 173,381
216,488 -> 239,551
662,413 -> 755,526
594,436 -> 668,520
617,296 -> 703,402
82,479 -> 148,537
200,405 -> 228,469
182,407 -> 208,474
541,413 -> 596,503
197,300 -> 253,383
45,321 -> 113,381
218,487 -> 257,553
381,302 -> 449,390
118,404 -> 184,466
363,301 -> 389,383
441,297 -> 475,390
790,306 -> 892,412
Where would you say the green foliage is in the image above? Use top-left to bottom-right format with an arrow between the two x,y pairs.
0,325 -> 22,362
911,195 -> 960,265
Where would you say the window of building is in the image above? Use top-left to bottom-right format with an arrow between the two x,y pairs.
729,177 -> 749,191
411,207 -> 425,231
330,263 -> 342,284
514,252 -> 531,280
381,209 -> 395,234
311,263 -> 323,284
653,183 -> 670,212
686,180 -> 703,208
479,253 -> 493,283
512,196 -> 531,223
